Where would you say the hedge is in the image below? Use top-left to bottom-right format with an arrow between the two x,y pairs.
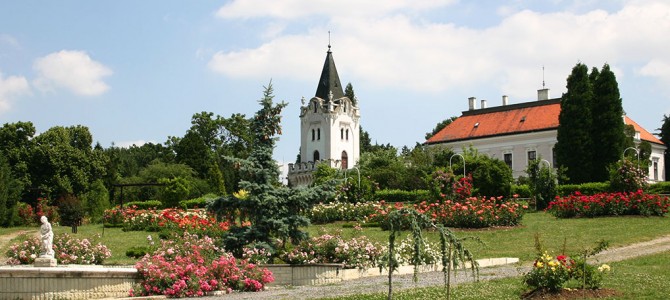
511,184 -> 531,198
180,193 -> 219,209
648,181 -> 670,194
372,189 -> 430,203
124,200 -> 162,209
557,182 -> 610,196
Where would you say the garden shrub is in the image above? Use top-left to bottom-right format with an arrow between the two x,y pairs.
282,233 -> 385,269
180,193 -> 218,209
648,181 -> 670,194
126,246 -> 150,259
6,233 -> 111,265
159,176 -> 191,208
511,184 -> 532,198
370,197 -> 525,229
547,190 -> 670,218
373,189 -> 430,203
58,194 -> 85,227
125,200 -> 162,210
133,232 -> 273,297
308,201 -> 379,224
16,202 -> 35,225
82,179 -> 110,223
609,159 -> 648,192
524,237 -> 610,294
557,182 -> 610,196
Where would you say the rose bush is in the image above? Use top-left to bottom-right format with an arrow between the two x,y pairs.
133,232 -> 273,297
282,233 -> 385,269
6,234 -> 111,265
369,197 -> 525,229
547,190 -> 670,218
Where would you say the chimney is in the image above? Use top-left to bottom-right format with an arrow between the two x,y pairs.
468,97 -> 476,110
481,99 -> 487,109
502,95 -> 509,106
537,88 -> 550,101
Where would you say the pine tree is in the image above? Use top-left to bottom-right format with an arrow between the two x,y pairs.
210,82 -> 335,255
590,64 -> 625,182
556,63 -> 594,183
345,82 -> 356,105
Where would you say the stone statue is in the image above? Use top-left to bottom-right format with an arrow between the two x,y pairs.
39,216 -> 54,258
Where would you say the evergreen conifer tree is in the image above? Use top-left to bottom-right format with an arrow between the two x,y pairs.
556,63 -> 594,183
210,82 -> 335,255
590,64 -> 625,182
657,114 -> 670,180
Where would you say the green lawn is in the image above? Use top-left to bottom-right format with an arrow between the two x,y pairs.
307,212 -> 670,262
3,212 -> 670,267
320,251 -> 670,300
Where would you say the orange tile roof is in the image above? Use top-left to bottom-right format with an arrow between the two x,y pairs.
426,98 -> 664,146
426,99 -> 561,144
624,115 -> 663,145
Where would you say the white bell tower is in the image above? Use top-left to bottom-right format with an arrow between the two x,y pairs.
288,45 -> 360,186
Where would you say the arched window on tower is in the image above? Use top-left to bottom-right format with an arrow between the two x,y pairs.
313,150 -> 320,162
341,128 -> 344,139
313,102 -> 318,113
341,151 -> 348,169
346,129 -> 349,141
311,129 -> 315,141
317,128 -> 321,140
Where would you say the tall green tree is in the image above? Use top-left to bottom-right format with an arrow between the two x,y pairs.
0,155 -> 20,226
556,63 -> 594,184
29,125 -> 108,199
0,121 -> 36,198
345,82 -> 356,105
658,114 -> 670,180
590,64 -> 626,182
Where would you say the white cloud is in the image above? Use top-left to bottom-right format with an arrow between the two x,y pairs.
0,72 -> 30,113
209,1 -> 670,101
0,34 -> 20,49
115,140 -> 153,148
216,0 -> 455,20
33,50 -> 112,96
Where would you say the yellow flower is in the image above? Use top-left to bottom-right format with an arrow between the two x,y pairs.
535,261 -> 544,268
233,189 -> 249,200
598,264 -> 611,272
551,267 -> 556,271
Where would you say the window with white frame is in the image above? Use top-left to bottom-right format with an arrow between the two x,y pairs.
504,153 -> 513,169
527,150 -> 537,165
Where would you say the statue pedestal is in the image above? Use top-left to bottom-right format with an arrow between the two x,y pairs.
34,257 -> 57,267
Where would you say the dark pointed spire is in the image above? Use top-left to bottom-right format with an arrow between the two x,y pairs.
315,45 -> 344,101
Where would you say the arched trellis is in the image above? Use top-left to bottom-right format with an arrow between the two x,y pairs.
111,182 -> 165,208
449,153 -> 465,175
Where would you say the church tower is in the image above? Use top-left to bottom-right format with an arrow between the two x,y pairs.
288,45 -> 360,186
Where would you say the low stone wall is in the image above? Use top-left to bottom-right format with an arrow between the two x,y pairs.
0,257 -> 520,299
0,265 -> 138,300
264,257 -> 519,286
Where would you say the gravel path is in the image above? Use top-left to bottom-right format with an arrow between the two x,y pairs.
205,264 -> 530,300
0,230 -> 36,265
205,234 -> 670,300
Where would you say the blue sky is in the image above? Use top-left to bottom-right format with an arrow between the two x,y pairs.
1,0 -> 669,171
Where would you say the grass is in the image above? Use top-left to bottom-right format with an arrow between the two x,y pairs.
319,251 -> 670,300
307,212 -> 670,262
3,211 -> 670,267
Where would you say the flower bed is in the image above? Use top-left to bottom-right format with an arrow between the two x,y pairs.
308,202 -> 379,224
546,190 -> 670,218
282,233 -> 385,269
103,206 -> 230,236
369,197 -> 525,229
6,234 -> 111,265
133,232 -> 273,297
